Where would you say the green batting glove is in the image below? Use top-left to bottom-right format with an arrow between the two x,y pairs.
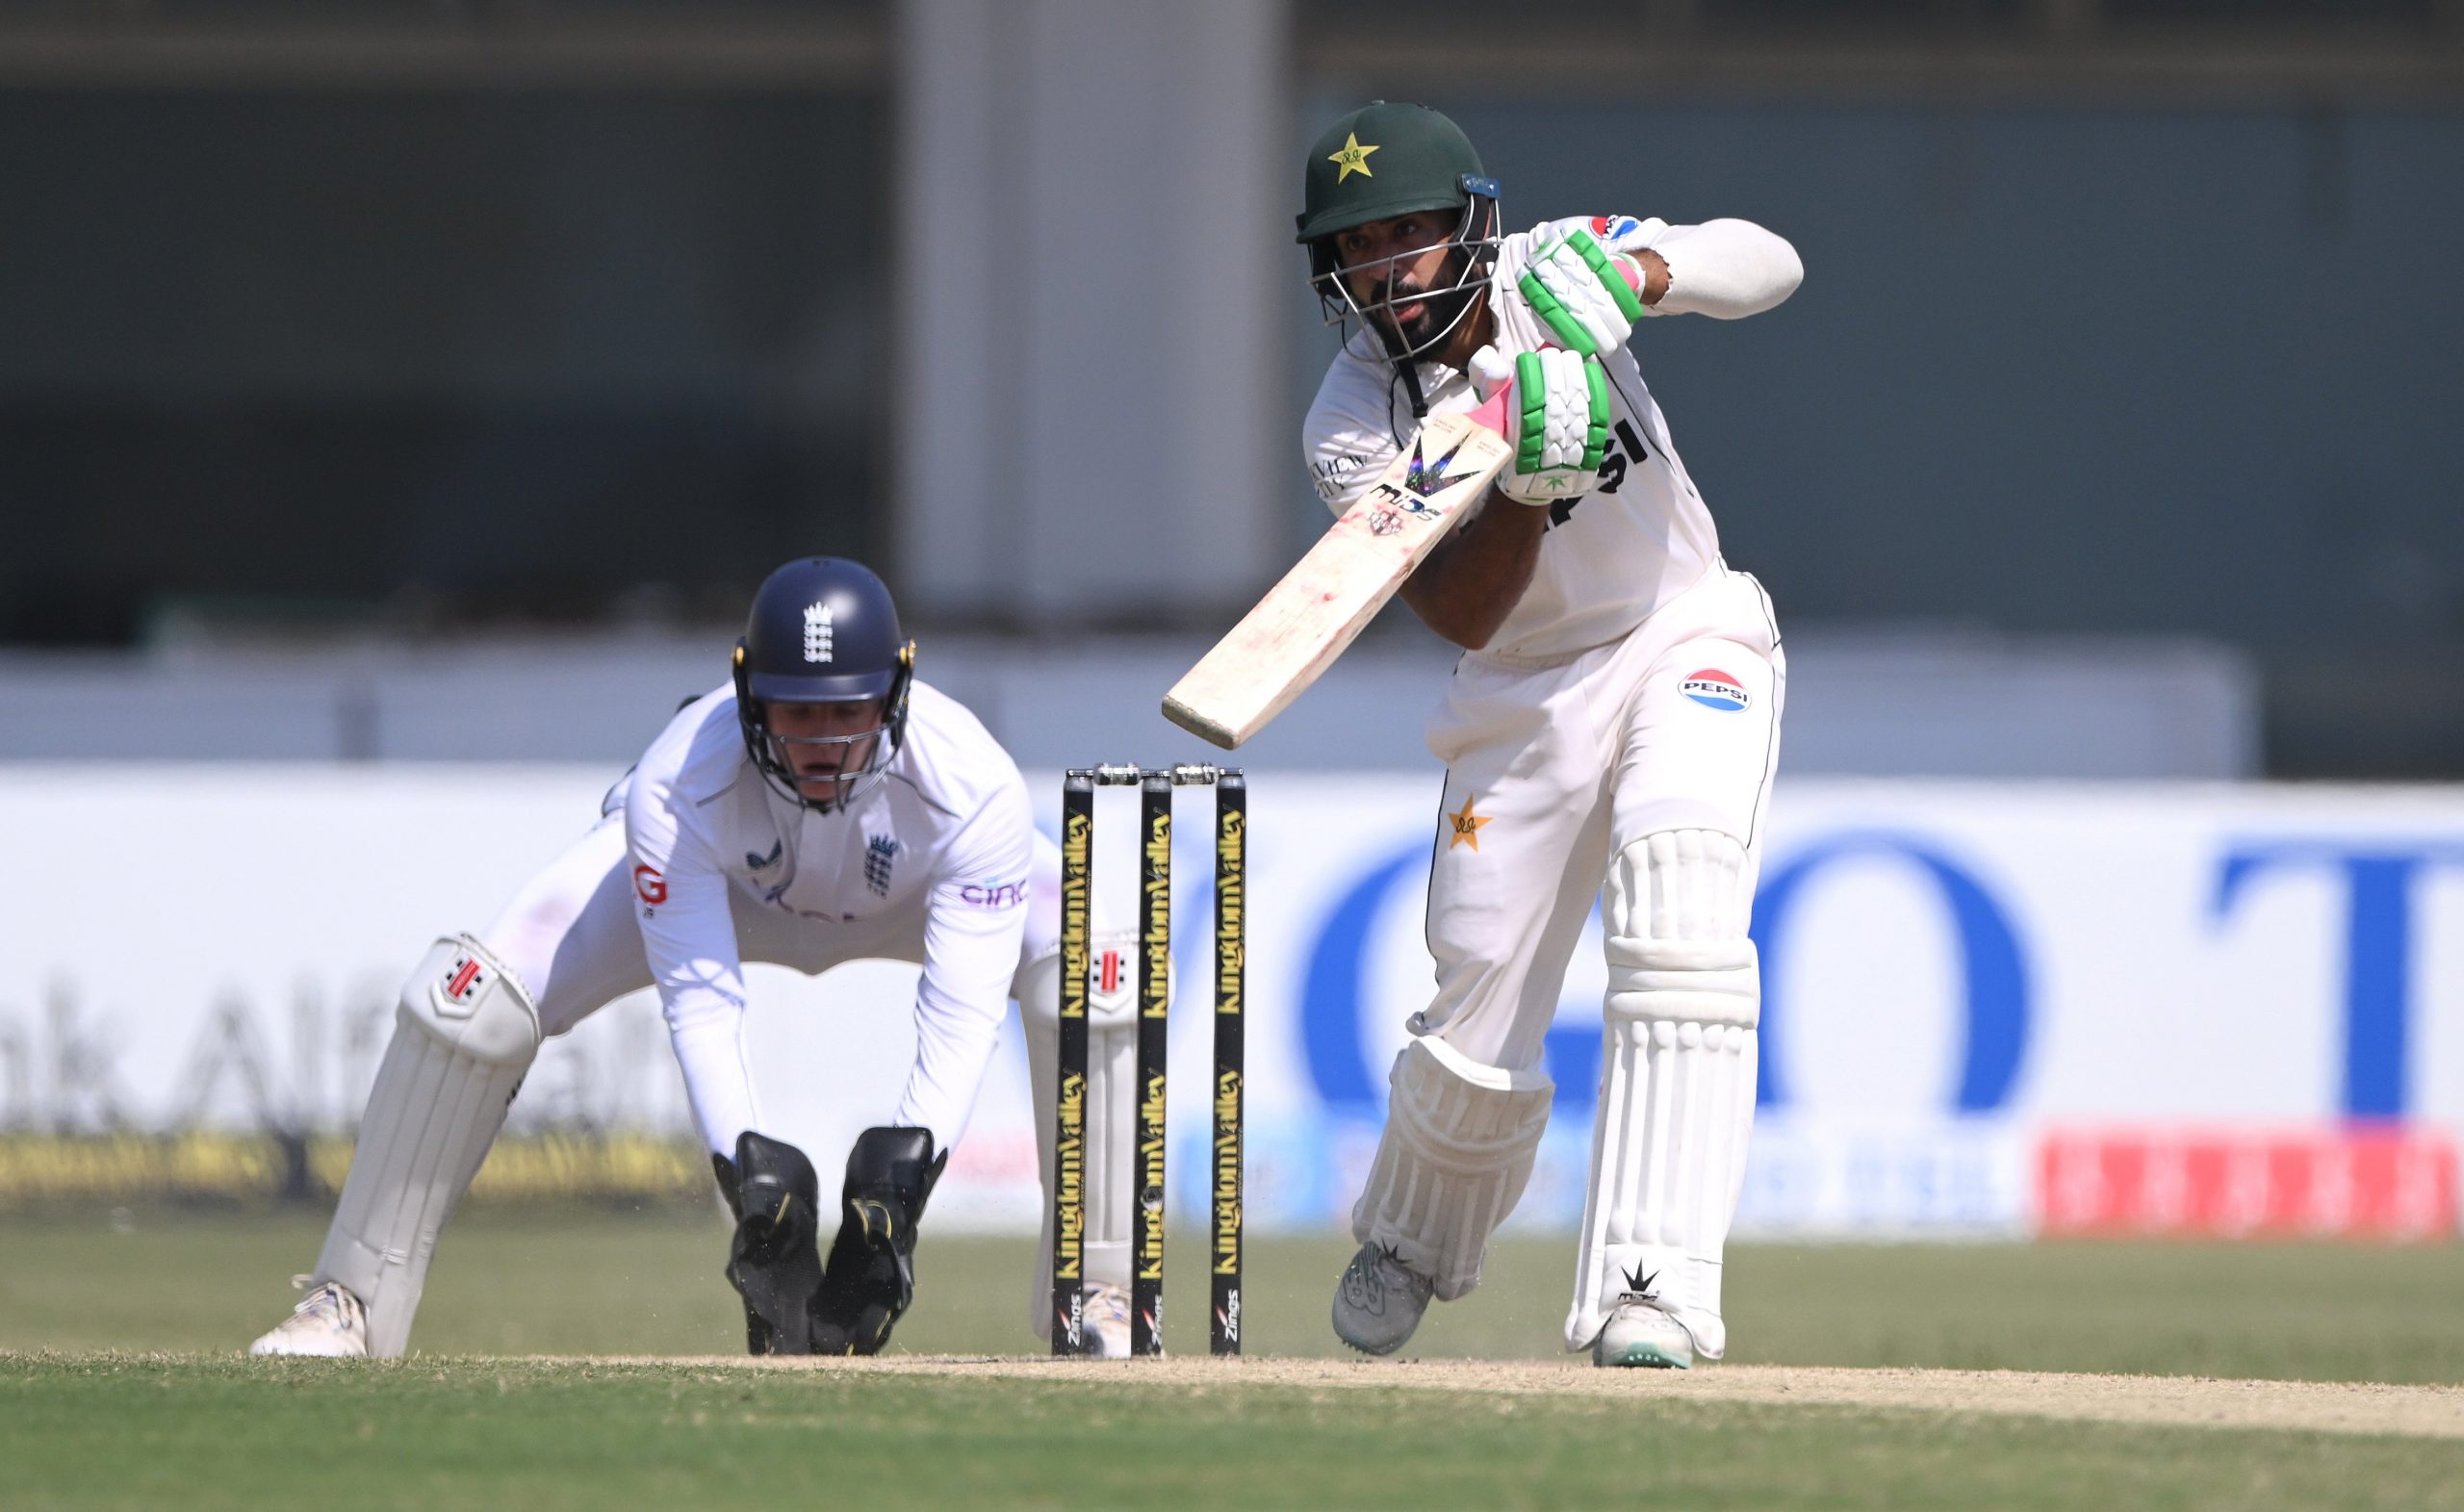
1496,347 -> 1611,506
1517,227 -> 1649,357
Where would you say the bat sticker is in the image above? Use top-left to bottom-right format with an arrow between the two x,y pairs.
1400,432 -> 1476,500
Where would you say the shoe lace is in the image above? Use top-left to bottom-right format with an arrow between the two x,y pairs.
1344,1243 -> 1428,1310
1604,1266 -> 1704,1356
287,1277 -> 358,1327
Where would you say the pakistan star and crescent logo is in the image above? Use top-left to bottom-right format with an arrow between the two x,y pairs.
1448,793 -> 1493,851
1327,133 -> 1378,182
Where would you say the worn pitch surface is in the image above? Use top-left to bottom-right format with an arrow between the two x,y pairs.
639,1352 -> 2464,1439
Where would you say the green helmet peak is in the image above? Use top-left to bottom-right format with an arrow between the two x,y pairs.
1296,102 -> 1495,244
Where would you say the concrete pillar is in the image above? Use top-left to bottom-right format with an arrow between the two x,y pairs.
893,0 -> 1288,627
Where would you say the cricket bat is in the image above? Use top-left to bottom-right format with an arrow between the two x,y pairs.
1164,258 -> 1643,750
1161,391 -> 1514,749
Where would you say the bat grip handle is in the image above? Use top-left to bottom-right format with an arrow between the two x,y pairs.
1469,252 -> 1643,437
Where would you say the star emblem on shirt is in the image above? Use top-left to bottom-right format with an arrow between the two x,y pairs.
1327,132 -> 1379,182
1448,793 -> 1493,851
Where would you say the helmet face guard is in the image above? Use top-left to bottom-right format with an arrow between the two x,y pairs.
731,556 -> 916,816
1305,187 -> 1502,364
734,643 -> 913,815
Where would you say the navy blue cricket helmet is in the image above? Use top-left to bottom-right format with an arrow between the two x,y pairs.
732,557 -> 915,812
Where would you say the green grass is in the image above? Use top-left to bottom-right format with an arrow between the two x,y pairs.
1727,1241 -> 2464,1385
7,1354 -> 2464,1512
5,1208 -> 2460,1381
6,1211 -> 2462,1511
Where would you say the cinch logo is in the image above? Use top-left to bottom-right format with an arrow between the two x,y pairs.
1681,668 -> 1750,712
960,880 -> 1027,909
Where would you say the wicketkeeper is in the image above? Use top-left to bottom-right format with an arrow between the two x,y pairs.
251,557 -> 1151,1359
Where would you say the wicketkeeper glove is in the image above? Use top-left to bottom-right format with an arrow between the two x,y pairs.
716,1131 -> 825,1354
1472,345 -> 1611,506
809,1125 -> 948,1356
1518,226 -> 1649,357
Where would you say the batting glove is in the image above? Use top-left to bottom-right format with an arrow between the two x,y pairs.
1517,226 -> 1649,357
1472,346 -> 1610,506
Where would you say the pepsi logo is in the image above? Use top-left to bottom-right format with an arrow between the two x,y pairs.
1681,668 -> 1751,712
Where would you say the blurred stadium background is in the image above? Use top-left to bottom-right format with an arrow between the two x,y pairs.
2,0 -> 2461,1322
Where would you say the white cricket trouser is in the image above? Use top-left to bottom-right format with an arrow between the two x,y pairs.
310,815 -> 1075,1357
1416,565 -> 1784,1101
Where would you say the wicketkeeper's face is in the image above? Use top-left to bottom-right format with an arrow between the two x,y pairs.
765,697 -> 888,804
1334,209 -> 1466,349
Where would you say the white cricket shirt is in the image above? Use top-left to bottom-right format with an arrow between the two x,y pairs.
1304,217 -> 1793,660
621,679 -> 1035,1158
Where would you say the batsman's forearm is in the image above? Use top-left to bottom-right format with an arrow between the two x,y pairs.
1635,247 -> 1672,307
1644,219 -> 1802,320
1398,491 -> 1547,649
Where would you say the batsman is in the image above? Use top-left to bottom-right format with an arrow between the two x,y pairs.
1298,102 -> 1801,1368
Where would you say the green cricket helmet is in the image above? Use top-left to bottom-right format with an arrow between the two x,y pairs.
1296,102 -> 1502,363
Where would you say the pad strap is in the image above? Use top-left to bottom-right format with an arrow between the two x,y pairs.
1352,1036 -> 1553,1300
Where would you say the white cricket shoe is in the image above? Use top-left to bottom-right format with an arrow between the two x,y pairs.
1591,1284 -> 1697,1370
248,1277 -> 369,1358
1330,1243 -> 1434,1356
1084,1281 -> 1134,1359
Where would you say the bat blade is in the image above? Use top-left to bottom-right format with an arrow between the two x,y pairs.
1163,396 -> 1512,750
1167,258 -> 1642,750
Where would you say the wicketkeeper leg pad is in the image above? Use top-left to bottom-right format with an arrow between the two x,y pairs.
1565,829 -> 1760,1358
1018,930 -> 1140,1340
315,935 -> 542,1358
1351,1035 -> 1554,1301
